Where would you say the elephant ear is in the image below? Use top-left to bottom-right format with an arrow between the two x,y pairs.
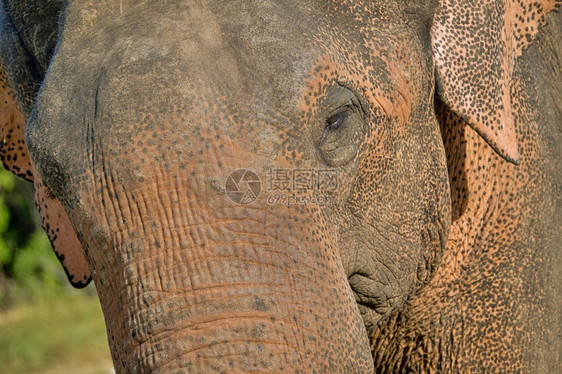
32,168 -> 92,288
1,67 -> 33,180
431,0 -> 560,164
1,63 -> 91,288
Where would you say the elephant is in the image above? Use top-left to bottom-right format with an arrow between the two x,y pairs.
1,0 -> 560,372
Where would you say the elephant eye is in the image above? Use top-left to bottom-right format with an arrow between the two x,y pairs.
315,85 -> 368,167
321,107 -> 352,142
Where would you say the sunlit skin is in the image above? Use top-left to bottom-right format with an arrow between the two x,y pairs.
1,0 -> 560,372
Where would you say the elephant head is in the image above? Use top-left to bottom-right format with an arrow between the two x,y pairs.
1,0 -> 559,372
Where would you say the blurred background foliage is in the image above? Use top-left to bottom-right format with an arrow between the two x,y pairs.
0,164 -> 112,373
0,163 -> 67,307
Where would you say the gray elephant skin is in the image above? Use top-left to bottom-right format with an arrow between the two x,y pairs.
0,0 -> 561,372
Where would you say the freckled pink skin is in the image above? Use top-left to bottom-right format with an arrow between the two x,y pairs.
1,0 -> 561,372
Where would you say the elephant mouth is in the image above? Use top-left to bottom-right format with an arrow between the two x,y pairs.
348,273 -> 397,318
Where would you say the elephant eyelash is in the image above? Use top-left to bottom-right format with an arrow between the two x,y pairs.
321,106 -> 352,142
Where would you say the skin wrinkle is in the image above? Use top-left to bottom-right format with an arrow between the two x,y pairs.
90,175 -> 267,238
138,339 -> 305,372
348,216 -> 421,280
87,156 -> 346,370
160,255 -> 319,283
361,218 -> 418,256
352,233 -> 401,281
133,312 -> 312,349
124,288 -> 326,340
1,0 -> 559,372
172,340 -> 302,361
131,285 -> 312,307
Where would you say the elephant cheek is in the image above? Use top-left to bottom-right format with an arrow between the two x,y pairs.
78,170 -> 373,373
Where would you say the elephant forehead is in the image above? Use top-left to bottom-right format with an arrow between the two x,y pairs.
58,0 -> 320,109
28,0 -> 422,200
56,0 -> 408,111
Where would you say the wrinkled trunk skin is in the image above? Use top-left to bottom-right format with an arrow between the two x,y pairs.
24,24 -> 376,374
52,71 -> 375,370
26,1 -> 378,371
76,153 -> 372,372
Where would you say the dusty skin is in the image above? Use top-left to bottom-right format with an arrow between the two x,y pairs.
1,0 -> 561,372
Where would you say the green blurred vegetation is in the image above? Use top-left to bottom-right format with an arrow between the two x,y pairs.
0,164 -> 112,373
0,163 -> 69,307
0,294 -> 112,373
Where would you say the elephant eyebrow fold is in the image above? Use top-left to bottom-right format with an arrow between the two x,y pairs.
300,54 -> 413,124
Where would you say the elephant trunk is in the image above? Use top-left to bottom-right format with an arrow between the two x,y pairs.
49,9 -> 373,367
78,162 -> 372,372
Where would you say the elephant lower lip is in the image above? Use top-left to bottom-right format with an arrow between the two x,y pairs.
349,273 -> 394,316
356,299 -> 389,317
